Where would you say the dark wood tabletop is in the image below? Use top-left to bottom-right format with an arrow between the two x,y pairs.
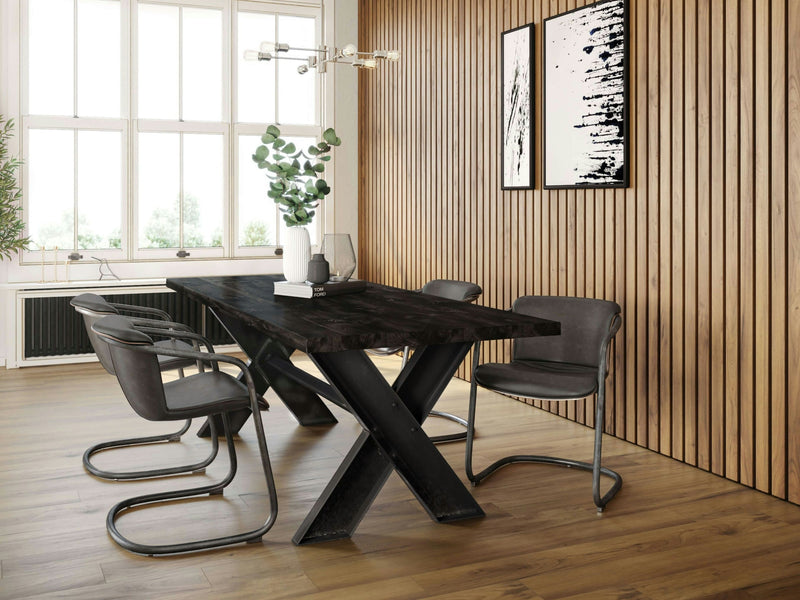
167,275 -> 560,353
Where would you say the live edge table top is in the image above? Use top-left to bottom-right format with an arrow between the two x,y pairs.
166,275 -> 560,354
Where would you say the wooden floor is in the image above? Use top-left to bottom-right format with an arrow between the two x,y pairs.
2,356 -> 800,599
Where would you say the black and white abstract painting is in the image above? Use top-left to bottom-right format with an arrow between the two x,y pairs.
544,0 -> 628,188
502,23 -> 534,190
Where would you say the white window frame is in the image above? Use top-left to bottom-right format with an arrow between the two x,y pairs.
233,0 -> 323,257
15,0 -> 326,266
132,0 -> 230,259
20,0 -> 130,263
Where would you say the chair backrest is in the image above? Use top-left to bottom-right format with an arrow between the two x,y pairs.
70,293 -> 120,375
91,315 -> 169,422
421,279 -> 482,303
512,296 -> 621,369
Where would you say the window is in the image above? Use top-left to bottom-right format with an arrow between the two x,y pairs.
21,0 -> 323,262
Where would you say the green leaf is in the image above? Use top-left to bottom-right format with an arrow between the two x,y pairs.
322,128 -> 338,144
307,145 -> 320,156
273,138 -> 286,149
266,124 -> 281,137
270,181 -> 285,191
267,190 -> 282,199
261,132 -> 276,144
312,163 -> 325,172
253,145 -> 269,161
317,142 -> 330,152
282,142 -> 296,154
291,159 -> 301,169
315,179 -> 327,190
273,153 -> 285,161
319,155 -> 331,162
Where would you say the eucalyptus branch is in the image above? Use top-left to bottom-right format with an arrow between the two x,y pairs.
252,125 -> 341,227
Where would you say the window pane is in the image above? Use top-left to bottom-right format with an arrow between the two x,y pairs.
138,132 -> 179,248
28,0 -> 73,116
277,16 -> 316,125
78,131 -> 121,249
28,129 -> 74,250
138,4 -> 179,120
237,11 -> 275,124
183,8 -> 222,121
183,134 -> 223,248
77,0 -> 120,118
238,135 -> 276,247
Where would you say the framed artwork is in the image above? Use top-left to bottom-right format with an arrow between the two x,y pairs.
501,23 -> 534,190
543,0 -> 628,189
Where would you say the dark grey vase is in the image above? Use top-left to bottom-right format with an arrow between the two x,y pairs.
306,253 -> 330,284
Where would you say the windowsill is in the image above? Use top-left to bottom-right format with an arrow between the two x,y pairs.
3,255 -> 285,285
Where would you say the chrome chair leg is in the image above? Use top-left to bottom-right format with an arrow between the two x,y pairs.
106,412 -> 278,555
83,419 -> 220,481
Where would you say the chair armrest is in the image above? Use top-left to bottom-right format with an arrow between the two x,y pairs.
110,302 -> 172,321
133,325 -> 216,354
597,313 -> 622,380
126,317 -> 194,332
137,344 -> 260,412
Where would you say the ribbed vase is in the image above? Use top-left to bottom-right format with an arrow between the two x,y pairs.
283,226 -> 311,283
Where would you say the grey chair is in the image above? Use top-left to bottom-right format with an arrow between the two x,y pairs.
71,293 -> 213,481
465,296 -> 623,512
91,314 -> 278,555
369,279 -> 482,443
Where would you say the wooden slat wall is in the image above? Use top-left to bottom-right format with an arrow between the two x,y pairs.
358,0 -> 800,503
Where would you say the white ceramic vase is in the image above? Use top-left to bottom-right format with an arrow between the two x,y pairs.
283,226 -> 311,283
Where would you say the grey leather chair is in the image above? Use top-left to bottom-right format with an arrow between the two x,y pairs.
92,314 -> 278,555
369,279 -> 482,443
465,296 -> 623,512
71,293 -> 212,481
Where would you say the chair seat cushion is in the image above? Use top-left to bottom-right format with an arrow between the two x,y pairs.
155,339 -> 196,371
163,371 -> 253,418
474,360 -> 598,400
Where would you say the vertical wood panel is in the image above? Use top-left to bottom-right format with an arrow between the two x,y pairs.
671,0 -> 685,462
787,0 -> 800,505
358,0 -> 799,504
724,0 -> 740,482
754,0 -> 771,493
739,0 -> 755,488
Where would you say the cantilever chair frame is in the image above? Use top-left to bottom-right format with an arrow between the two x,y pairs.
465,301 -> 623,512
72,294 -> 211,481
93,319 -> 278,555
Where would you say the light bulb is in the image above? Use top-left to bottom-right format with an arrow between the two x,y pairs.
387,50 -> 400,61
259,41 -> 276,54
342,43 -> 357,57
243,49 -> 259,61
363,58 -> 377,69
372,50 -> 388,59
351,58 -> 364,68
297,64 -> 309,74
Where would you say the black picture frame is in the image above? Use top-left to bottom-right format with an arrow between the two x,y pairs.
543,0 -> 629,189
501,23 -> 534,190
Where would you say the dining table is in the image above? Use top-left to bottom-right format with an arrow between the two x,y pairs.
166,274 -> 560,545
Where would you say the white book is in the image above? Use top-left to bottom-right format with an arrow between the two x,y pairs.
273,279 -> 367,298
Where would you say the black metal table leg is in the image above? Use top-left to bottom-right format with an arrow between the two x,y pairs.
197,307 -> 338,437
293,342 -> 484,545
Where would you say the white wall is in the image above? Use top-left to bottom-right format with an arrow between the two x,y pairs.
0,0 -> 359,368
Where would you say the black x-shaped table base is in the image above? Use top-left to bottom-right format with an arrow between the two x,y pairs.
203,307 -> 483,544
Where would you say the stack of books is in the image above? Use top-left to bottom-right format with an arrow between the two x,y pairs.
273,279 -> 367,299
